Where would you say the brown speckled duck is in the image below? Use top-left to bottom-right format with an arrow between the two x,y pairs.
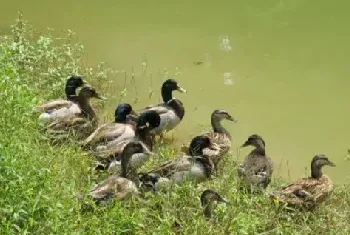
201,189 -> 229,219
181,109 -> 237,167
90,141 -> 146,204
270,154 -> 335,210
238,134 -> 274,193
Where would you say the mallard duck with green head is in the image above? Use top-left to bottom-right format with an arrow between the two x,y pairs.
238,134 -> 274,193
90,141 -> 147,204
139,136 -> 218,192
135,79 -> 186,136
37,75 -> 86,123
44,86 -> 106,140
93,110 -> 161,172
82,103 -> 137,148
270,154 -> 335,210
181,109 -> 237,167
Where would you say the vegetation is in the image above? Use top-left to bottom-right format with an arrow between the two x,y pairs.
1,14 -> 350,235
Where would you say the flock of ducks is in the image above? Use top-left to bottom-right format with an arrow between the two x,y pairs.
36,75 -> 336,218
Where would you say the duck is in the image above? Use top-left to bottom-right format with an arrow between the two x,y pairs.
90,141 -> 146,204
44,86 -> 106,140
201,189 -> 229,218
82,103 -> 137,149
269,154 -> 336,210
139,136 -> 218,192
181,109 -> 237,167
37,75 -> 86,124
93,110 -> 161,171
237,134 -> 274,193
135,79 -> 186,136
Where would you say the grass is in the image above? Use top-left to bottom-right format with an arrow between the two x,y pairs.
1,14 -> 350,235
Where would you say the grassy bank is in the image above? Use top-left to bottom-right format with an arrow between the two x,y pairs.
1,15 -> 350,235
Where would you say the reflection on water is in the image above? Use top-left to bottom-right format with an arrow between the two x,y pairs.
0,0 -> 349,183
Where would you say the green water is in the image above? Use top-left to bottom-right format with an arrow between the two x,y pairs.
2,0 -> 350,183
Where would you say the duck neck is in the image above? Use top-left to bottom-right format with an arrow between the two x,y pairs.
169,100 -> 185,120
203,201 -> 214,218
120,153 -> 131,178
311,164 -> 322,179
195,156 -> 214,178
115,114 -> 127,123
211,117 -> 231,139
253,140 -> 265,155
136,128 -> 153,151
161,86 -> 173,103
65,85 -> 79,102
77,96 -> 96,121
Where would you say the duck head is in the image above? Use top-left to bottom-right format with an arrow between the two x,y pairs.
161,78 -> 187,102
65,75 -> 85,100
78,86 -> 107,100
311,154 -> 336,178
201,189 -> 229,218
189,136 -> 217,156
212,109 -> 237,122
120,141 -> 145,177
241,134 -> 265,149
114,103 -> 136,123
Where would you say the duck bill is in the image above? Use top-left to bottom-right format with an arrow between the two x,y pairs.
176,85 -> 187,93
240,141 -> 249,148
328,161 -> 336,167
95,93 -> 107,100
219,197 -> 229,204
228,116 -> 238,123
129,110 -> 138,116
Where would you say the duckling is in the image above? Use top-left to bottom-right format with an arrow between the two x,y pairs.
238,134 -> 274,193
93,110 -> 161,171
90,141 -> 145,204
201,189 -> 229,218
37,75 -> 85,123
181,109 -> 237,167
82,103 -> 137,148
136,79 -> 186,135
139,136 -> 218,192
44,86 -> 106,139
270,154 -> 336,210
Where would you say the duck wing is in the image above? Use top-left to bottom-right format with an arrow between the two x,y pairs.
94,140 -> 130,160
241,154 -> 273,176
279,175 -> 333,200
45,116 -> 87,130
83,123 -> 135,146
43,102 -> 82,122
148,155 -> 192,177
90,175 -> 138,200
139,104 -> 170,116
36,99 -> 73,112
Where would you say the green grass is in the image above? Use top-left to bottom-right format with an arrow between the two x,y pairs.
1,14 -> 350,235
